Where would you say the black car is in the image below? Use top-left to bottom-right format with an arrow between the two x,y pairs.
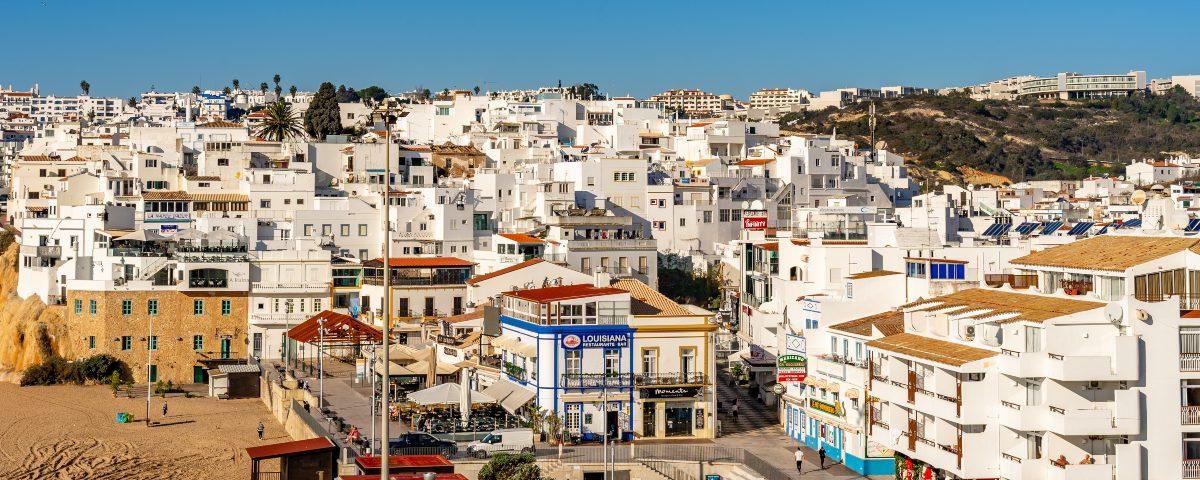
387,432 -> 458,456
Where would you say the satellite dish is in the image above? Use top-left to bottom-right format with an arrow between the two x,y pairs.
1131,190 -> 1147,205
1104,303 -> 1123,326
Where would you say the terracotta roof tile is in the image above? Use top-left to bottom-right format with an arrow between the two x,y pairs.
368,257 -> 475,268
907,288 -> 1102,324
1011,236 -> 1200,272
466,258 -> 545,285
610,278 -> 692,316
867,332 -> 996,367
505,284 -> 627,303
498,233 -> 545,244
847,270 -> 902,280
829,310 -> 905,337
141,191 -> 192,200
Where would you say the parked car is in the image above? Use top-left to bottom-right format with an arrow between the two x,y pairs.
387,432 -> 458,456
466,428 -> 534,458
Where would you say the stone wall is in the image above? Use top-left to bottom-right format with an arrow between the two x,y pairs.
66,289 -> 248,384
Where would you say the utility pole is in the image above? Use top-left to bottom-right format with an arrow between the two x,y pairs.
145,313 -> 153,427
379,106 -> 396,480
318,317 -> 326,409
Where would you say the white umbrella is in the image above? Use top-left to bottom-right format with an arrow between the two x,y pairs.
406,382 -> 495,406
116,229 -> 166,242
172,229 -> 207,242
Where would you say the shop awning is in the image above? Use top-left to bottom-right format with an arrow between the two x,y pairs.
388,343 -> 433,362
491,334 -> 519,350
827,382 -> 840,393
844,388 -> 860,399
406,382 -> 495,405
404,360 -> 459,376
513,341 -> 537,358
480,378 -> 536,415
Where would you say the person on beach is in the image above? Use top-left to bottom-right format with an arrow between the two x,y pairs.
162,402 -> 168,417
257,422 -> 265,440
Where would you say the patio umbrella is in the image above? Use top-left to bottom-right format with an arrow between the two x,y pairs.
205,229 -> 242,246
116,229 -> 166,242
172,229 -> 206,242
406,382 -> 494,406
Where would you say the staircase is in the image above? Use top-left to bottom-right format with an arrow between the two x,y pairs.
137,256 -> 170,281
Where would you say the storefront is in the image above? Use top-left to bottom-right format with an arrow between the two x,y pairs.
637,386 -> 710,438
564,397 -> 632,442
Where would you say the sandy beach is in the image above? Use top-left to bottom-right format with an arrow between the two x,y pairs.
0,382 -> 284,479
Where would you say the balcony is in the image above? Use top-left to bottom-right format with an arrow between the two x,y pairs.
1140,293 -> 1200,311
1061,279 -> 1093,296
1184,354 -> 1200,372
568,239 -> 657,251
1186,459 -> 1200,479
503,362 -> 527,382
560,373 -> 633,389
252,281 -> 329,293
998,336 -> 1138,381
23,245 -> 62,258
984,273 -> 1038,289
189,278 -> 228,288
1183,406 -> 1200,425
634,372 -> 707,387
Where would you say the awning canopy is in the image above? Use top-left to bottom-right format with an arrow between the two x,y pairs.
287,310 -> 382,346
513,341 -> 537,358
389,343 -> 433,362
491,333 -> 519,350
117,229 -> 168,242
406,382 -> 495,406
480,378 -> 536,415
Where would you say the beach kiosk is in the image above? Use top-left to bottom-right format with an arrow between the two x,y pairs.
246,437 -> 338,480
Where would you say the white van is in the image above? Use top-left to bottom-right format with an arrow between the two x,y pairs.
466,428 -> 534,458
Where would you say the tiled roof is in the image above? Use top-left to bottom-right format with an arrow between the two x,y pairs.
906,288 -> 1102,324
505,284 -> 627,303
498,233 -> 544,244
829,310 -> 904,337
141,191 -> 192,200
1011,236 -> 1200,272
867,332 -> 996,367
736,158 -> 774,166
197,120 -> 242,128
368,257 -> 475,268
431,142 -> 483,155
186,175 -> 221,181
466,258 -> 545,285
191,193 -> 249,203
610,278 -> 692,316
847,270 -> 901,280
757,242 -> 779,251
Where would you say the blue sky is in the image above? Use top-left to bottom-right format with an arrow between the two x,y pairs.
5,0 -> 1199,99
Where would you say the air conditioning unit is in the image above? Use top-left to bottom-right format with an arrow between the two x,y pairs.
1084,381 -> 1102,390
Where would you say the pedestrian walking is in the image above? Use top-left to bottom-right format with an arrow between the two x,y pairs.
731,399 -> 739,420
257,421 -> 265,440
818,446 -> 827,469
161,402 -> 168,417
795,447 -> 804,474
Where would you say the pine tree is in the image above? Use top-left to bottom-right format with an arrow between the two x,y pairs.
304,82 -> 342,140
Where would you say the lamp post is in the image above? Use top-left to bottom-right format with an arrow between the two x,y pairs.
145,311 -> 153,427
284,298 -> 294,371
317,317 -> 326,409
379,105 -> 398,479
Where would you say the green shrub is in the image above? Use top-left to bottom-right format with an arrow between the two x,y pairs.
79,354 -> 122,382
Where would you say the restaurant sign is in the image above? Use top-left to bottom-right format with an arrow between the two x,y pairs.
644,386 -> 703,399
777,354 -> 807,382
809,398 -> 843,417
561,331 -> 630,349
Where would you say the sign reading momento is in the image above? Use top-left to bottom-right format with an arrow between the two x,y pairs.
644,386 -> 702,399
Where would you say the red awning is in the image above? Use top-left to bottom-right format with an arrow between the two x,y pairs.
287,310 -> 382,345
245,437 -> 335,460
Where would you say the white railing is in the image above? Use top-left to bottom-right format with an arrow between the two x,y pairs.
1184,406 -> 1200,425
1185,460 -> 1200,479
1182,354 -> 1200,372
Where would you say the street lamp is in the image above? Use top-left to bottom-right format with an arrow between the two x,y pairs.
145,311 -> 154,427
317,316 -> 326,410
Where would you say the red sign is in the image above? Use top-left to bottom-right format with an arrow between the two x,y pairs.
778,371 -> 807,382
743,216 -> 768,230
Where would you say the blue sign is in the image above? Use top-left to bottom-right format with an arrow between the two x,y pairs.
561,332 -> 630,349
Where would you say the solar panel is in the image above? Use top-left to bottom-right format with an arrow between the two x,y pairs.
1096,225 -> 1109,235
1014,222 -> 1040,235
981,223 -> 1001,237
1123,219 -> 1142,228
1067,222 -> 1094,236
1186,219 -> 1200,232
1040,221 -> 1064,235
992,223 -> 1012,237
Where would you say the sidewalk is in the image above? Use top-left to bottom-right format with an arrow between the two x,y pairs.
715,373 -> 878,479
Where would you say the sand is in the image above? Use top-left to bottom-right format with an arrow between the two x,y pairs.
0,383 -> 284,479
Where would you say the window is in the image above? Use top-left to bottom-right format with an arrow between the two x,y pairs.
121,336 -> 132,350
88,336 -> 95,349
74,299 -> 82,315
147,299 -> 158,316
194,299 -> 204,315
260,200 -> 271,208
1025,326 -> 1043,353
604,349 -> 620,375
359,224 -> 368,236
221,299 -> 232,315
703,211 -> 712,223
642,349 -> 658,375
906,262 -> 926,278
121,299 -> 132,316
565,404 -> 581,432
929,262 -> 965,280
679,218 -> 686,227
638,256 -> 648,273
217,158 -> 229,166
566,350 -> 582,375
322,225 -> 332,236
193,335 -> 204,350
720,209 -> 731,222
731,209 -> 742,221
89,299 -> 97,314
314,298 -> 323,311
341,224 -> 350,236
1025,379 -> 1043,406
149,335 -> 158,351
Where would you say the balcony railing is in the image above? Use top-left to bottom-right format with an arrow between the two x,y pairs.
1182,354 -> 1200,372
503,362 -> 527,381
1001,400 -> 1022,410
983,273 -> 1038,289
871,419 -> 889,430
634,372 -> 707,386
1184,406 -> 1200,425
188,278 -> 228,288
1137,293 -> 1200,310
1187,460 -> 1200,479
560,373 -> 633,389
1002,453 -> 1023,463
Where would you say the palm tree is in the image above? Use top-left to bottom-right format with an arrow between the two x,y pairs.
192,86 -> 201,95
260,82 -> 269,95
254,101 -> 304,141
274,85 -> 282,98
80,80 -> 90,96
222,86 -> 232,96
289,85 -> 297,99
273,74 -> 281,87
232,79 -> 240,91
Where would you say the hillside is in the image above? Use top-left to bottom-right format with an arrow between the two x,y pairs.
779,88 -> 1200,185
